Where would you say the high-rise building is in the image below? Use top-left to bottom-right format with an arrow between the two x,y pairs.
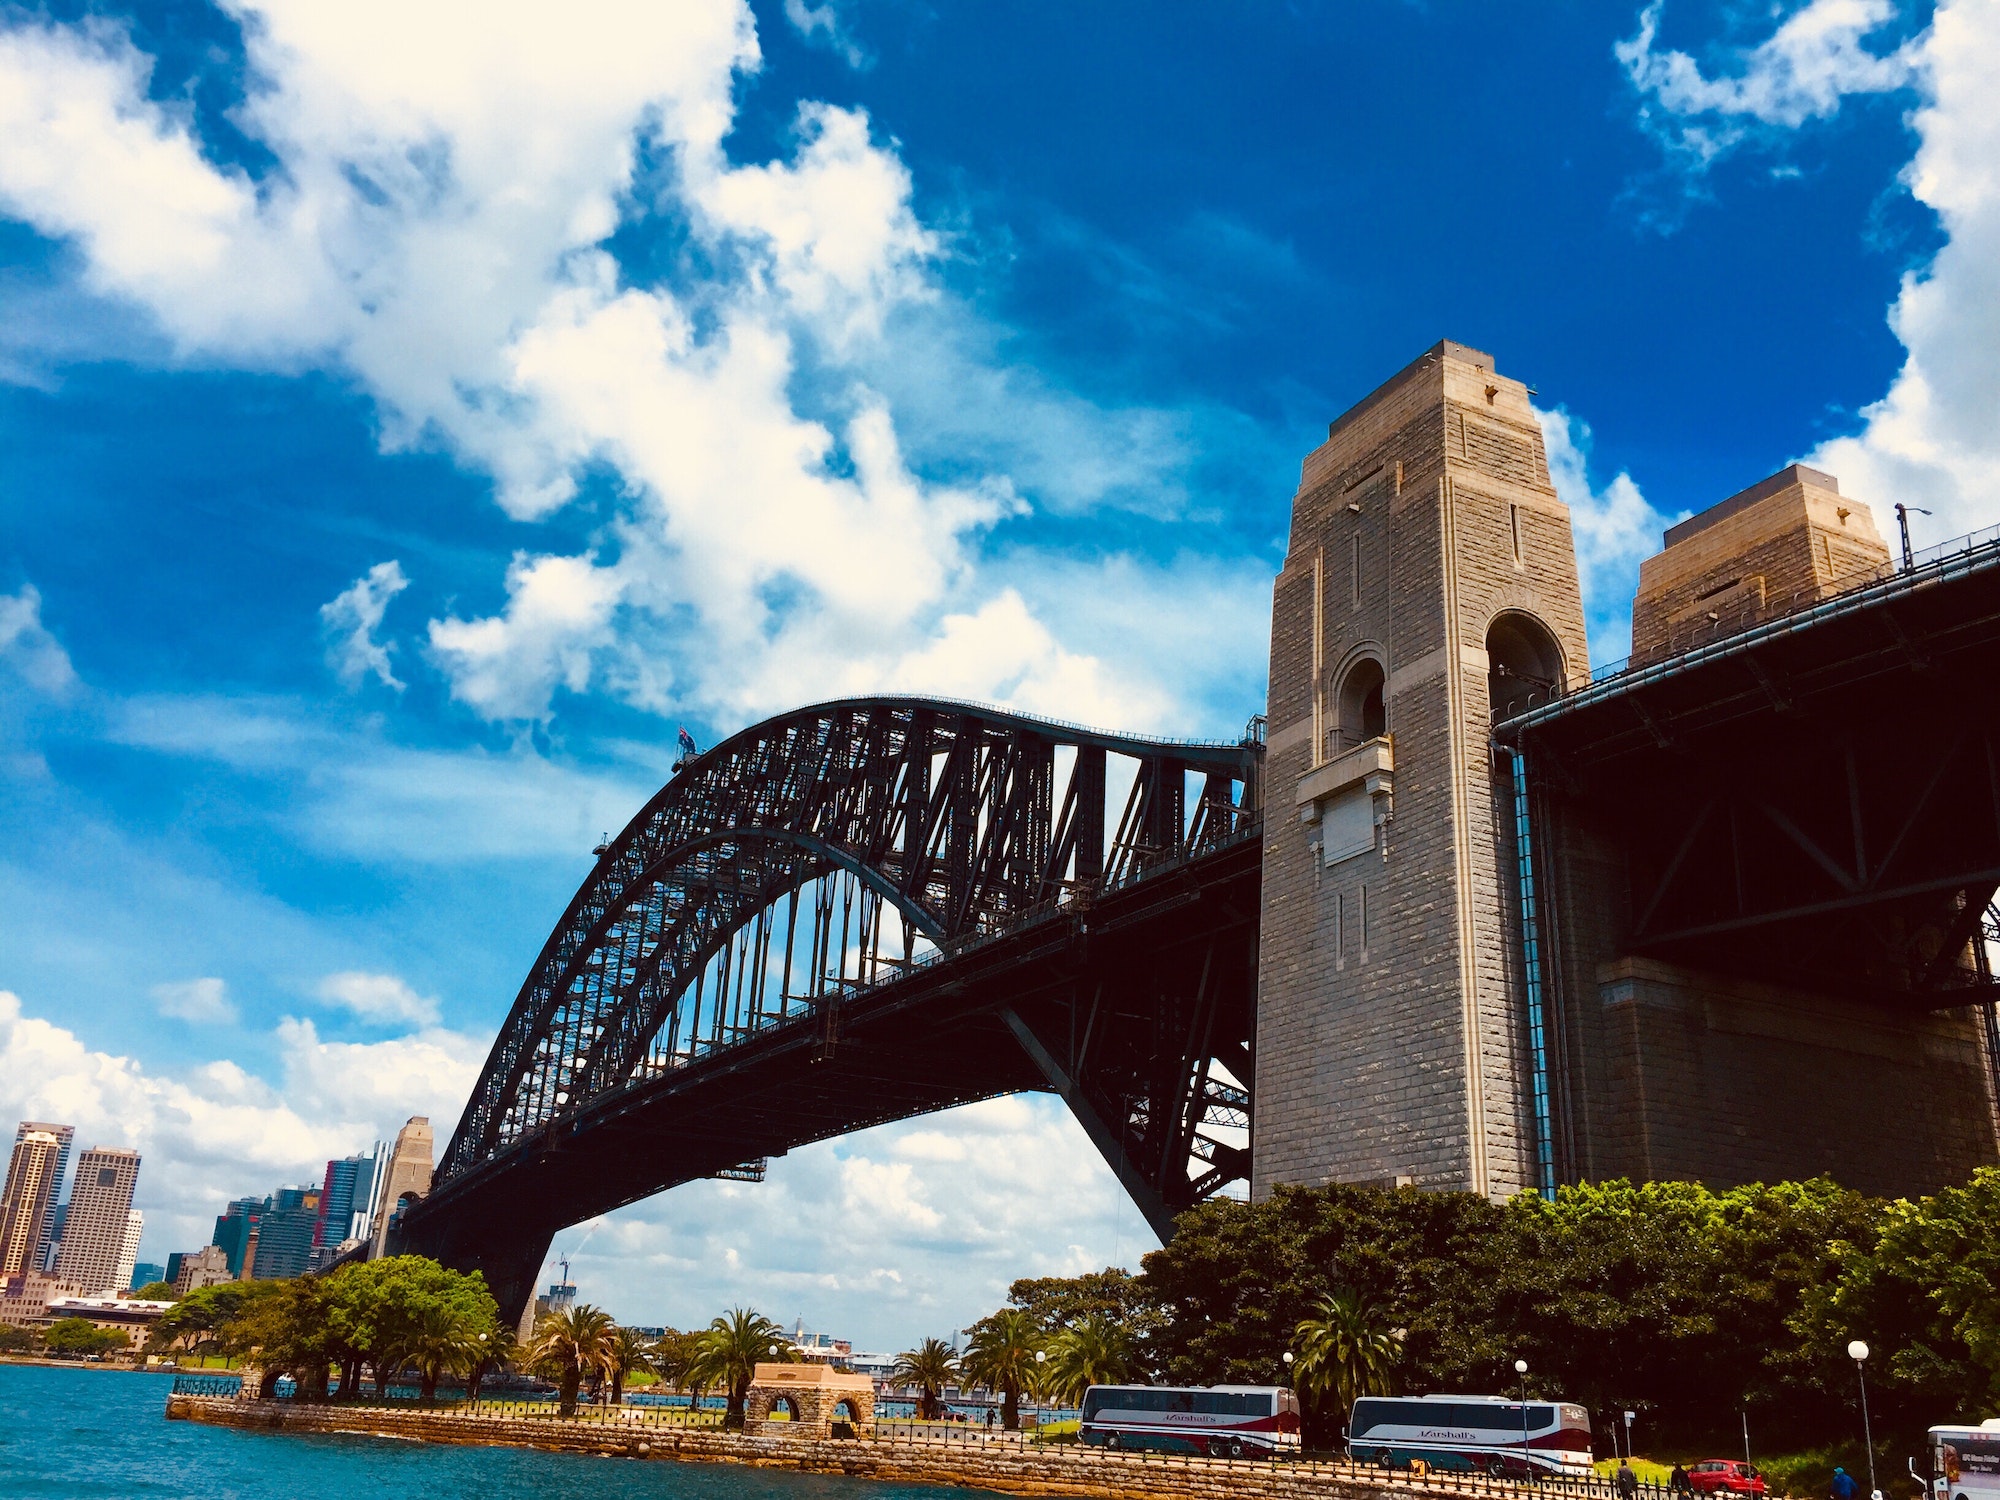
167,1245 -> 231,1295
14,1122 -> 73,1273
313,1147 -> 382,1248
40,1202 -> 64,1272
114,1209 -> 144,1293
129,1260 -> 165,1292
211,1196 -> 263,1277
0,1129 -> 64,1276
53,1146 -> 141,1293
248,1187 -> 319,1280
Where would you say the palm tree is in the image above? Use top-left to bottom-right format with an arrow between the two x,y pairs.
1040,1315 -> 1136,1407
604,1325 -> 655,1407
893,1337 -> 960,1421
1291,1286 -> 1398,1418
402,1301 -> 485,1404
684,1308 -> 790,1429
526,1303 -> 616,1417
466,1325 -> 517,1404
962,1309 -> 1045,1430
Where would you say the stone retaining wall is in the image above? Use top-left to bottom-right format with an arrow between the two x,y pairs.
164,1395 -> 1517,1500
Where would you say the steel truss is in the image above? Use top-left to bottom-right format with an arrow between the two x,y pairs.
421,698 -> 1260,1303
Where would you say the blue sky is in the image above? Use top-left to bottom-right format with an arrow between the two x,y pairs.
0,0 -> 1992,1344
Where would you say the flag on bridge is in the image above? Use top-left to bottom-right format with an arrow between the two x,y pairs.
677,727 -> 699,759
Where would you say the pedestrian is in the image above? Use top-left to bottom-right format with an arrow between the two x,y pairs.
1672,1464 -> 1692,1498
1618,1460 -> 1639,1500
1832,1467 -> 1857,1500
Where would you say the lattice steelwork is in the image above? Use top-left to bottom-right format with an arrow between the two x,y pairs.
437,696 -> 1261,1189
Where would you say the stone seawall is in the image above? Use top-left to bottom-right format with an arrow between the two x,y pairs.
165,1396 -> 1479,1500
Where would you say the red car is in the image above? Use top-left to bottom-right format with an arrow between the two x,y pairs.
1687,1460 -> 1767,1496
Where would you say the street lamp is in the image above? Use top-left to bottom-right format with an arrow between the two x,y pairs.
1034,1349 -> 1046,1424
1516,1361 -> 1530,1483
1848,1341 -> 1879,1500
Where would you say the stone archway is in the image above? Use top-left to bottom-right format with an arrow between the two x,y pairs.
744,1363 -> 875,1438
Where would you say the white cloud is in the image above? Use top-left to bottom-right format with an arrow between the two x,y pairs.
1619,0 -> 1922,168
0,989 -> 481,1264
321,560 -> 410,690
428,552 -> 623,721
783,0 -> 869,70
1538,405 -> 1683,667
151,976 -> 237,1025
0,0 -> 1260,739
315,971 -> 442,1029
560,1091 -> 1155,1346
1808,0 -> 2000,543
0,584 -> 77,694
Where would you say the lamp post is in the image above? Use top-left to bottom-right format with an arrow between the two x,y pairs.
1034,1348 -> 1046,1427
1848,1341 -> 1879,1500
1516,1360 -> 1530,1483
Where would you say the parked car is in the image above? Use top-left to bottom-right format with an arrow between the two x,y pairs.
1689,1460 -> 1767,1495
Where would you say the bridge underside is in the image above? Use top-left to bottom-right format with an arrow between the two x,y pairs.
1505,547 -> 2000,1192
401,837 -> 1258,1323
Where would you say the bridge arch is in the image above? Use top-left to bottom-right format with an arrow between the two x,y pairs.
409,697 -> 1263,1318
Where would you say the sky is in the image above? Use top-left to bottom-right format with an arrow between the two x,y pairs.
0,0 -> 1994,1347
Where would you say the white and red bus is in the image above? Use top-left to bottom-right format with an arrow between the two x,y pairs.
1079,1385 -> 1302,1457
1931,1419 -> 2000,1500
1347,1394 -> 1594,1477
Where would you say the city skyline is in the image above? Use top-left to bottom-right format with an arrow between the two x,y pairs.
4,0 -> 1998,1345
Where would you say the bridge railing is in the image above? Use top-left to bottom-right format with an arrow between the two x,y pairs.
1497,519 -> 2000,727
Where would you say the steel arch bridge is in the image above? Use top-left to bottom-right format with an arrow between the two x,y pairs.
396,696 -> 1265,1321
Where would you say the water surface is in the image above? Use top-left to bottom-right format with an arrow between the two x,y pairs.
0,1364 -> 989,1500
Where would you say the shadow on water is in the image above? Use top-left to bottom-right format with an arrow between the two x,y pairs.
0,1364 -> 987,1500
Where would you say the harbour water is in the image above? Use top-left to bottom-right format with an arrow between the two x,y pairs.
0,1363 -> 987,1500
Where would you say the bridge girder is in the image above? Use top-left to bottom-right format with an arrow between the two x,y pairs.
407,697 -> 1262,1314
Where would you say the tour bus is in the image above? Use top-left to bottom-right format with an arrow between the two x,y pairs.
1346,1394 -> 1595,1478
1079,1385 -> 1302,1458
1930,1419 -> 2000,1500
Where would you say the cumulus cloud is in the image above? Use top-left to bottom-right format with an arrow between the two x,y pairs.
315,971 -> 442,1029
0,584 -> 77,694
151,976 -> 237,1025
0,0 -> 1260,737
1619,0 -> 1922,171
0,989 -> 482,1262
1538,406 -> 1683,666
321,560 -> 410,690
1808,0 -> 2000,542
428,552 -> 623,721
561,1092 -> 1154,1344
783,0 -> 870,70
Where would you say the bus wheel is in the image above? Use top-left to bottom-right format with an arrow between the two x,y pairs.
1226,1440 -> 1244,1459
1105,1434 -> 1120,1451
1378,1451 -> 1396,1470
1487,1459 -> 1508,1480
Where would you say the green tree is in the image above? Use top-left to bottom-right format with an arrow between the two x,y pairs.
337,1257 -> 498,1400
1004,1268 -> 1158,1337
1041,1315 -> 1136,1407
963,1308 -> 1045,1430
219,1277 -> 335,1398
894,1337 -> 959,1420
527,1303 -> 615,1417
605,1325 -> 654,1407
45,1318 -> 125,1356
147,1281 -> 261,1361
397,1299 -> 486,1404
0,1322 -> 33,1352
1292,1286 -> 1398,1445
686,1308 -> 791,1428
132,1281 -> 178,1302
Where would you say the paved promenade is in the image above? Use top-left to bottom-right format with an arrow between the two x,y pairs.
166,1393 -> 1616,1500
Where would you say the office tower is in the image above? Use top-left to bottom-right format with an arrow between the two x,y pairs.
313,1148 -> 381,1248
14,1122 -> 73,1272
248,1187 -> 319,1279
53,1146 -> 141,1293
40,1203 -> 64,1271
167,1245 -> 230,1295
129,1260 -> 165,1292
0,1128 -> 63,1275
211,1197 -> 263,1277
114,1209 -> 143,1293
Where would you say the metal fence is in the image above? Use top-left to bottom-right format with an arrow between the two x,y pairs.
170,1374 -> 244,1398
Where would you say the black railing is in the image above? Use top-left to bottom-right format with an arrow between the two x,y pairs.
170,1373 -> 243,1398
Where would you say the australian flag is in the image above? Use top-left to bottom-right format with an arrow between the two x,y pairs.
677,727 -> 699,759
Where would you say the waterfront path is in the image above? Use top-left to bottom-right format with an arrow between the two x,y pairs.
167,1392 -> 1628,1500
